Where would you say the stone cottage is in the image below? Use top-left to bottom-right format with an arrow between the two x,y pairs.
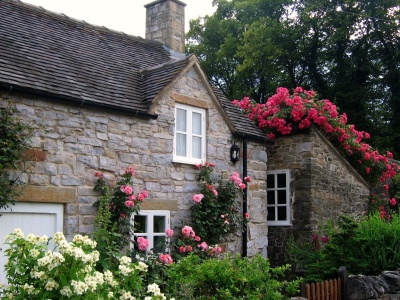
0,0 -> 270,280
0,0 -> 370,278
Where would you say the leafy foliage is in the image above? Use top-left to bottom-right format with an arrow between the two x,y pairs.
190,162 -> 250,245
187,0 -> 400,156
0,99 -> 33,211
287,214 -> 400,282
165,253 -> 301,300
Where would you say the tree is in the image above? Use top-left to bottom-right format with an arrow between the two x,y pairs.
187,0 -> 400,156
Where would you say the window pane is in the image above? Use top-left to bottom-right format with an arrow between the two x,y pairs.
153,236 -> 166,253
176,133 -> 186,156
277,173 -> 287,188
267,174 -> 275,188
153,216 -> 166,233
192,136 -> 202,159
135,215 -> 147,233
267,191 -> 275,204
176,109 -> 187,132
277,190 -> 287,204
192,112 -> 202,135
277,207 -> 287,221
267,207 -> 276,221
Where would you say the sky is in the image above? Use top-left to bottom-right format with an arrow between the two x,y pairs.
21,0 -> 217,37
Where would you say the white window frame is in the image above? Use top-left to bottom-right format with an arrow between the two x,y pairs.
173,103 -> 206,165
266,169 -> 291,226
131,210 -> 170,253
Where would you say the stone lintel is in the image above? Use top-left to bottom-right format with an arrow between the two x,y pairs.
15,186 -> 76,203
141,200 -> 178,211
171,92 -> 212,109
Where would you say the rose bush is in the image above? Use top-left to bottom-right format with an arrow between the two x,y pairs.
0,229 -> 172,300
233,87 -> 398,186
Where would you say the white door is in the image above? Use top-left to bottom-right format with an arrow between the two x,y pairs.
0,202 -> 63,284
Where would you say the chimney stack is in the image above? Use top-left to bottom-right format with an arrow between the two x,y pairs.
145,0 -> 186,53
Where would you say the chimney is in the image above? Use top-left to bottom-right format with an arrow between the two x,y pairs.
145,0 -> 186,53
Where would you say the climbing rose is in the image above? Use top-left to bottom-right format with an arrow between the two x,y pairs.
125,166 -> 135,176
198,241 -> 209,251
179,246 -> 186,253
165,228 -> 174,237
159,254 -> 173,265
245,213 -> 250,219
192,194 -> 204,203
390,198 -> 397,206
182,225 -> 195,238
137,237 -> 149,251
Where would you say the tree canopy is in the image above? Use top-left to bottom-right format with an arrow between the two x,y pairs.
186,0 -> 400,156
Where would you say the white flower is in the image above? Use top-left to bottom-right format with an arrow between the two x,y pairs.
119,291 -> 135,300
13,228 -> 24,238
38,235 -> 48,243
60,286 -> 73,297
147,283 -> 161,294
29,248 -> 40,258
44,279 -> 59,291
118,264 -> 133,276
119,256 -> 132,265
26,233 -> 37,243
53,232 -> 65,243
71,280 -> 88,295
135,261 -> 148,272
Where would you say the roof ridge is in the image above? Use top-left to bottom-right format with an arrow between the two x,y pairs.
140,56 -> 190,74
6,0 -> 158,45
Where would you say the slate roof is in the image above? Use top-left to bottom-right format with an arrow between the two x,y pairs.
0,0 -> 270,142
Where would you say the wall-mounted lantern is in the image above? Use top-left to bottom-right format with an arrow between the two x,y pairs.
230,142 -> 240,163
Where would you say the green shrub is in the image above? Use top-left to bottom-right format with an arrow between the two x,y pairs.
165,254 -> 301,300
287,213 -> 400,282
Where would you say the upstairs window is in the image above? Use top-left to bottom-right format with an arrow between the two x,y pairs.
267,169 -> 291,226
132,210 -> 170,253
174,104 -> 206,165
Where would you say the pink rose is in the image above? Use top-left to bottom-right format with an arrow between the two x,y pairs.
137,193 -> 145,201
194,235 -> 201,242
127,195 -> 136,201
179,246 -> 186,253
137,237 -> 149,251
245,213 -> 250,219
124,200 -> 134,208
239,183 -> 246,189
244,176 -> 252,182
198,242 -> 209,251
165,228 -> 174,237
125,166 -> 135,176
94,171 -> 103,178
140,190 -> 149,198
187,245 -> 193,252
192,194 -> 204,203
390,198 -> 397,206
182,225 -> 195,238
159,254 -> 173,265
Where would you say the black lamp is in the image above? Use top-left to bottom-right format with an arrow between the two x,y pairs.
230,142 -> 240,163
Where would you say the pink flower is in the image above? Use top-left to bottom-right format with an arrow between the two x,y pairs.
187,245 -> 193,252
390,198 -> 397,206
224,219 -> 229,225
267,132 -> 276,140
244,176 -> 252,182
124,200 -> 135,208
165,228 -> 174,237
94,171 -> 103,178
127,195 -> 136,201
245,213 -> 250,219
198,242 -> 209,251
137,193 -> 145,201
195,164 -> 202,169
179,246 -> 186,253
366,167 -> 371,174
320,236 -> 330,244
312,234 -> 318,241
140,190 -> 149,198
192,194 -> 204,203
380,210 -> 386,219
120,185 -> 133,195
239,183 -> 246,189
125,166 -> 135,176
120,213 -> 126,219
159,254 -> 173,265
137,237 -> 149,251
194,235 -> 201,242
182,225 -> 195,238
384,184 -> 389,191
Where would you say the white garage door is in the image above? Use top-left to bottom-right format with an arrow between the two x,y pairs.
0,202 -> 63,284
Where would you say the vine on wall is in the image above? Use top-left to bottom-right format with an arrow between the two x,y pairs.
0,98 -> 34,211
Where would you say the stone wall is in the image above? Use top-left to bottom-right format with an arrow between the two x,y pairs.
266,126 -> 370,266
1,67 -> 268,256
348,271 -> 400,300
